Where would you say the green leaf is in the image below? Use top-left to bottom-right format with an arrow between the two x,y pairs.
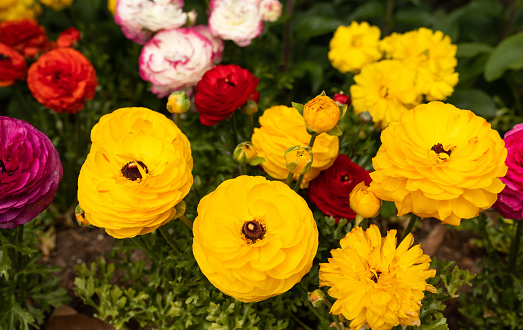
484,32 -> 523,81
347,2 -> 385,21
446,89 -> 497,118
325,125 -> 342,136
457,42 -> 493,57
294,16 -> 344,39
248,157 -> 266,166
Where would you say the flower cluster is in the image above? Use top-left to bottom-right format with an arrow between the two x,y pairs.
77,107 -> 193,239
369,101 -> 507,226
193,175 -> 318,302
0,19 -> 97,113
320,225 -> 436,330
330,22 -> 459,129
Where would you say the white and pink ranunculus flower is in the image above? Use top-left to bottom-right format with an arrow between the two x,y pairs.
139,27 -> 214,97
191,25 -> 224,64
260,0 -> 282,22
208,0 -> 264,47
115,0 -> 187,45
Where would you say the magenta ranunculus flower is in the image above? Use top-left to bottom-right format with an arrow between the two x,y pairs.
0,117 -> 62,229
494,123 -> 523,220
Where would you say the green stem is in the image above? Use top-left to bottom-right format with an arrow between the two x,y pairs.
308,135 -> 316,149
508,220 -> 523,272
479,212 -> 495,253
285,172 -> 294,186
248,113 -> 254,139
400,214 -> 418,242
175,113 -> 181,129
158,226 -> 181,253
322,297 -> 342,330
130,236 -> 161,262
179,215 -> 193,230
385,0 -> 394,36
293,174 -> 304,192
240,163 -> 247,176
289,312 -> 314,330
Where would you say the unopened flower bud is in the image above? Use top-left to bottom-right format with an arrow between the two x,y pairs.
333,92 -> 351,107
284,145 -> 313,175
186,9 -> 197,26
75,204 -> 90,227
241,99 -> 258,115
349,182 -> 382,218
166,91 -> 191,114
260,0 -> 282,22
358,111 -> 372,124
233,142 -> 265,166
292,91 -> 347,136
308,289 -> 326,307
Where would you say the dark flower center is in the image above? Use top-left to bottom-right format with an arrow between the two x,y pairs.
431,143 -> 451,156
242,220 -> 265,243
121,161 -> 148,181
340,174 -> 350,182
371,270 -> 382,283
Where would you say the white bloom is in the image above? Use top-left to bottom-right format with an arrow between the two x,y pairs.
208,0 -> 263,47
260,0 -> 282,22
139,28 -> 214,97
191,25 -> 224,64
115,0 -> 187,45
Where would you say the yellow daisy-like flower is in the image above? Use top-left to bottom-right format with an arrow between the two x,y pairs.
350,60 -> 421,129
328,21 -> 382,74
39,0 -> 73,10
193,175 -> 318,302
78,107 -> 193,239
319,225 -> 436,330
252,105 -> 339,188
369,101 -> 507,226
381,28 -> 458,101
0,0 -> 41,21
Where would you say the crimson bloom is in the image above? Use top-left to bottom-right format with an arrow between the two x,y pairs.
0,19 -> 48,54
0,117 -> 62,229
494,123 -> 523,220
307,154 -> 371,222
27,48 -> 97,113
57,27 -> 81,48
0,43 -> 27,87
333,92 -> 351,107
195,64 -> 259,126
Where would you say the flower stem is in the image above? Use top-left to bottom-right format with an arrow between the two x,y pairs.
385,0 -> 395,36
293,174 -> 304,192
175,113 -> 181,129
130,236 -> 161,262
179,215 -> 193,230
308,135 -> 316,149
508,220 -> 523,272
285,172 -> 294,186
158,226 -> 181,254
401,214 -> 418,242
322,297 -> 343,330
240,163 -> 247,176
15,225 -> 24,271
247,113 -> 254,139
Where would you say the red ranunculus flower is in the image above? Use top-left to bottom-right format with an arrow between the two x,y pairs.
57,27 -> 81,48
334,92 -> 351,107
0,43 -> 27,87
195,64 -> 259,126
0,19 -> 47,54
307,153 -> 371,222
27,48 -> 97,113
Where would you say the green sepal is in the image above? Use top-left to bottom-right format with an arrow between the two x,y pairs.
319,90 -> 327,96
248,157 -> 266,166
339,103 -> 348,119
292,102 -> 304,115
325,125 -> 342,136
173,200 -> 186,219
306,126 -> 320,136
286,162 -> 297,173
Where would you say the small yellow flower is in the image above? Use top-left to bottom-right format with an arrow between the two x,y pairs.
252,105 -> 339,188
329,21 -> 382,74
319,225 -> 437,330
39,0 -> 73,10
166,91 -> 191,114
78,107 -> 193,238
233,142 -> 264,165
349,182 -> 381,218
369,101 -> 507,226
284,146 -> 313,175
0,0 -> 41,20
193,176 -> 319,302
302,93 -> 340,135
350,60 -> 421,129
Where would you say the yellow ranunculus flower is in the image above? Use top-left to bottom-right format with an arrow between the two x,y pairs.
166,91 -> 190,114
303,94 -> 340,134
350,60 -> 422,129
107,0 -> 116,15
320,225 -> 436,330
369,101 -> 507,226
349,182 -> 381,218
77,107 -> 193,239
193,175 -> 318,302
381,28 -> 458,101
328,21 -> 382,74
252,105 -> 339,188
39,0 -> 73,10
0,0 -> 41,20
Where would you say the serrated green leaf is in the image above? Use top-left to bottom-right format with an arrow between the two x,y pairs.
485,32 -> 523,81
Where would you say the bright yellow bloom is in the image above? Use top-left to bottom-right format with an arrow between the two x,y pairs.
284,146 -> 313,175
233,142 -> 259,164
381,28 -> 458,101
369,101 -> 507,226
107,0 -> 116,15
303,94 -> 340,134
329,21 -> 382,74
349,182 -> 382,218
319,225 -> 436,330
0,0 -> 41,20
39,0 -> 73,10
193,175 -> 318,302
78,107 -> 193,238
252,105 -> 339,188
350,60 -> 421,129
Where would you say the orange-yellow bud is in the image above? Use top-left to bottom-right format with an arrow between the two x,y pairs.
284,146 -> 313,175
233,142 -> 265,166
349,182 -> 382,218
303,94 -> 340,134
166,91 -> 191,114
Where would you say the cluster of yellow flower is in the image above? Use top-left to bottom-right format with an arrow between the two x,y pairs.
329,21 -> 459,129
